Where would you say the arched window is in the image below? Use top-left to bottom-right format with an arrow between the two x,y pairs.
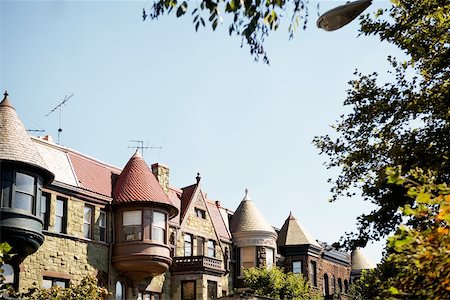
344,279 -> 349,294
115,280 -> 125,300
1,264 -> 15,284
323,274 -> 329,296
338,278 -> 342,293
331,275 -> 336,294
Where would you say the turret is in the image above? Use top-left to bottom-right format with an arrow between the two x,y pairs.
0,91 -> 54,260
111,150 -> 178,283
229,189 -> 277,288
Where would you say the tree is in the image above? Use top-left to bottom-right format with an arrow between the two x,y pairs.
143,0 -> 310,63
313,0 -> 450,249
243,266 -> 323,300
349,167 -> 450,299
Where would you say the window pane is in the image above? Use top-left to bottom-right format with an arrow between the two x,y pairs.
16,173 -> 35,194
55,216 -> 63,233
182,281 -> 195,300
1,179 -> 12,207
84,207 -> 92,223
208,241 -> 215,257
56,199 -> 64,217
123,225 -> 142,241
293,261 -> 302,274
1,264 -> 14,284
153,211 -> 165,227
42,279 -> 52,289
14,192 -> 33,212
152,227 -> 164,243
266,248 -> 273,268
99,211 -> 106,227
123,210 -> 142,226
184,234 -> 192,256
116,281 -> 124,300
55,280 -> 67,288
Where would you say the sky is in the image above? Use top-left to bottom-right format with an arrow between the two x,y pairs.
0,0 -> 404,264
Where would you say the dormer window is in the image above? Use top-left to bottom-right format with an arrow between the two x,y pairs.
1,168 -> 43,215
195,208 -> 206,219
123,210 -> 142,241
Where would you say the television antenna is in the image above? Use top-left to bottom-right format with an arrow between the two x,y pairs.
45,94 -> 74,144
128,140 -> 163,157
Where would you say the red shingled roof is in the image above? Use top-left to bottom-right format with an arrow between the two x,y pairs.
68,151 -> 121,197
180,183 -> 197,221
113,151 -> 177,217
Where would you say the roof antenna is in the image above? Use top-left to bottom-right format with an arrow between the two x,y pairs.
45,94 -> 74,144
128,140 -> 163,157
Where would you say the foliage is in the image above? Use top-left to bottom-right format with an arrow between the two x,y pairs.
243,266 -> 323,299
19,275 -> 110,300
313,0 -> 450,249
349,167 -> 450,299
143,0 -> 310,63
0,242 -> 15,298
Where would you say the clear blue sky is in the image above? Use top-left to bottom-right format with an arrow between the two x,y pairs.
1,0 -> 403,264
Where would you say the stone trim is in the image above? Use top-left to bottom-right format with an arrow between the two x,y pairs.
41,271 -> 72,280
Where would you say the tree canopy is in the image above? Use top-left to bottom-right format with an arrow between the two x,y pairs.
313,0 -> 450,249
349,167 -> 450,299
143,0 -> 310,63
243,266 -> 323,299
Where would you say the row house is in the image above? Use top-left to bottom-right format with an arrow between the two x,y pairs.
0,92 -> 373,299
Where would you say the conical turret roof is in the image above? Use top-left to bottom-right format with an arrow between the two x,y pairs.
0,91 -> 54,184
113,150 -> 177,218
351,248 -> 375,270
230,189 -> 275,234
278,212 -> 321,248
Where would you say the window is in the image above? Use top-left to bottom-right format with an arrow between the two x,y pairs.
1,168 -> 43,215
338,278 -> 342,293
42,277 -> 69,289
139,292 -> 160,300
1,264 -> 15,285
207,240 -> 215,257
309,261 -> 317,287
323,274 -> 329,296
99,210 -> 106,242
55,197 -> 67,234
195,208 -> 206,219
207,281 -> 217,300
115,281 -> 125,300
83,205 -> 94,239
266,248 -> 274,269
182,280 -> 196,300
344,279 -> 349,294
331,275 -> 336,294
152,211 -> 166,243
123,210 -> 142,241
292,261 -> 302,274
184,234 -> 193,256
240,247 -> 255,276
40,192 -> 50,230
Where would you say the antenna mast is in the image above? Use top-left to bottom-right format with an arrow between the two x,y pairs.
45,94 -> 74,144
128,140 -> 163,157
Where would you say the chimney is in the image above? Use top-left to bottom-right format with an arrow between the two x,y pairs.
151,163 -> 170,194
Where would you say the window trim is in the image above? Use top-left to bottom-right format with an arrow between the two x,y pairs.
195,208 -> 206,219
310,260 -> 317,287
240,247 -> 256,276
115,280 -> 126,300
